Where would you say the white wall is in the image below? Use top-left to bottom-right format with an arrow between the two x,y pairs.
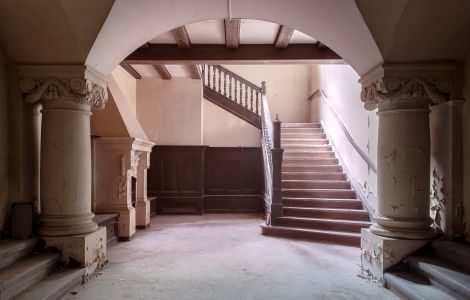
315,65 -> 378,214
112,66 -> 137,116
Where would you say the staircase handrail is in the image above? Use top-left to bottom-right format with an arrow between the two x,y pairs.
260,86 -> 274,224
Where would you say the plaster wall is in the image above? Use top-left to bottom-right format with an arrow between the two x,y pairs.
137,77 -> 202,145
224,65 -> 316,123
463,54 -> 470,242
112,66 -> 137,116
202,99 -> 261,147
0,48 -> 8,232
316,65 -> 378,214
91,91 -> 129,137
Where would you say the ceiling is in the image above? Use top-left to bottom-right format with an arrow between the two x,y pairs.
123,19 -> 321,80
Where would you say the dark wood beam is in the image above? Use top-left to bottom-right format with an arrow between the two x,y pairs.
187,65 -> 201,79
124,44 -> 344,65
274,25 -> 295,48
153,65 -> 172,80
224,19 -> 240,48
171,26 -> 191,48
119,63 -> 141,79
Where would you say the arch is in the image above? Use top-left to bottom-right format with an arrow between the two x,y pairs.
86,0 -> 383,77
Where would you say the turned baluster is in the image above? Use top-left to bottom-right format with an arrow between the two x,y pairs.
228,75 -> 233,100
224,73 -> 228,97
209,66 -> 214,89
244,84 -> 248,108
250,88 -> 254,111
217,67 -> 221,93
255,91 -> 259,114
237,81 -> 240,104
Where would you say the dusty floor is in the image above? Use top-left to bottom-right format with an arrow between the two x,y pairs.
66,214 -> 398,300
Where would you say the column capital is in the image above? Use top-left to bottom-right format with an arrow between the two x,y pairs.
359,63 -> 462,111
18,65 -> 108,110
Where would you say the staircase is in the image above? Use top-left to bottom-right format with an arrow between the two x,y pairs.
261,123 -> 371,247
0,239 -> 84,300
385,240 -> 470,300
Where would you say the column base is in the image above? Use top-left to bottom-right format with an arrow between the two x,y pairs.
370,218 -> 437,239
135,199 -> 150,228
39,212 -> 98,237
360,228 -> 431,285
42,226 -> 107,276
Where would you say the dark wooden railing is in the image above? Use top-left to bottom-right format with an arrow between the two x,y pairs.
201,65 -> 262,128
201,65 -> 283,224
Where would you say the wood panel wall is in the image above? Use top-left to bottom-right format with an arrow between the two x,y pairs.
148,146 -> 264,214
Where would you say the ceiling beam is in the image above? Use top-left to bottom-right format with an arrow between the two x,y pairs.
119,63 -> 141,79
224,19 -> 241,48
153,65 -> 172,80
274,25 -> 295,48
187,65 -> 201,79
123,44 -> 344,65
171,26 -> 191,48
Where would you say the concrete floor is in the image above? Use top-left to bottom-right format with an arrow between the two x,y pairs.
66,214 -> 398,300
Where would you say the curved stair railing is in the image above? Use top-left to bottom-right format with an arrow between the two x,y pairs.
201,65 -> 283,224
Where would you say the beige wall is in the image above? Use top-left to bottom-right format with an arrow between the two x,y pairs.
0,47 -> 8,232
463,54 -> 470,242
112,66 -> 137,116
315,65 -> 378,214
224,65 -> 316,123
202,99 -> 261,147
91,91 -> 129,137
137,77 -> 202,145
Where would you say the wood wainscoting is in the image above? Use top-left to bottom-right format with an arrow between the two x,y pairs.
148,146 -> 264,214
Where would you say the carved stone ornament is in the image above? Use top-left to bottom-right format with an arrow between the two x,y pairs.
19,77 -> 107,109
359,64 -> 459,111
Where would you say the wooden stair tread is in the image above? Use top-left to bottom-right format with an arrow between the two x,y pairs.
278,216 -> 371,225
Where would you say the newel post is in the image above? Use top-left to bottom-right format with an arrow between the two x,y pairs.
271,113 -> 284,222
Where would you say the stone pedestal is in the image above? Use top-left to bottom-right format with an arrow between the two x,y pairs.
18,65 -> 108,274
92,137 -> 154,240
43,227 -> 107,276
360,228 -> 429,285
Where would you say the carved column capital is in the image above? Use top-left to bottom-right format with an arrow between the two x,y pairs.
18,65 -> 108,109
359,64 -> 462,111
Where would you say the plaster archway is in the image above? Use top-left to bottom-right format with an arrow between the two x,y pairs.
86,0 -> 383,77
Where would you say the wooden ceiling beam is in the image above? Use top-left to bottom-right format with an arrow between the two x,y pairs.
123,44 -> 343,65
153,65 -> 172,80
171,26 -> 191,48
224,19 -> 241,48
187,65 -> 201,79
274,25 -> 295,48
119,63 -> 141,79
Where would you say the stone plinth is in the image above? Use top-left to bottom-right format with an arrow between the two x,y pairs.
43,226 -> 107,276
92,137 -> 154,240
360,228 -> 430,285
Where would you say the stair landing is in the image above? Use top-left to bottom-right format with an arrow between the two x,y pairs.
261,122 -> 371,247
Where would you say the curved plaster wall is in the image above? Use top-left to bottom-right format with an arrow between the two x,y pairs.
86,0 -> 383,76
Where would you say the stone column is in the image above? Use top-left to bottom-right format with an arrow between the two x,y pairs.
19,65 -> 108,275
359,63 -> 462,283
136,151 -> 151,229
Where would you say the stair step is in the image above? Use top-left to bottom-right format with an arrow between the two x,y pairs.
282,144 -> 332,149
282,197 -> 363,209
282,188 -> 355,198
13,268 -> 85,300
281,133 -> 326,139
281,123 -> 321,128
283,145 -> 332,151
284,152 -> 335,159
432,240 -> 470,272
282,180 -> 350,189
283,158 -> 338,165
281,128 -> 323,134
283,165 -> 342,173
0,239 -> 37,270
282,172 -> 346,181
283,207 -> 369,220
0,253 -> 60,300
408,256 -> 470,298
260,224 -> 360,247
275,216 -> 371,233
385,272 -> 458,300
281,139 -> 328,146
